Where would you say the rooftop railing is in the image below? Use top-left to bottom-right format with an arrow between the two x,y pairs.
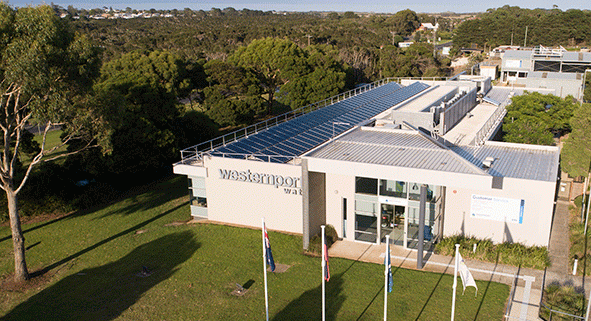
177,76 -> 452,165
473,99 -> 509,146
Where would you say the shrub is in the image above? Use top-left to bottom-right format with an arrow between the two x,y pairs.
540,284 -> 585,320
307,224 -> 338,256
435,235 -> 550,269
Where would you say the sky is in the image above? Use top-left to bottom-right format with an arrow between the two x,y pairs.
6,0 -> 591,14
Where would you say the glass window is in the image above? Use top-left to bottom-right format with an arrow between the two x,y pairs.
380,180 -> 407,198
409,182 -> 421,200
408,183 -> 435,201
355,199 -> 376,214
191,196 -> 207,207
355,214 -> 377,243
355,177 -> 378,195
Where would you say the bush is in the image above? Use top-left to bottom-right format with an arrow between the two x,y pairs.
435,235 -> 550,269
540,284 -> 585,320
307,224 -> 338,256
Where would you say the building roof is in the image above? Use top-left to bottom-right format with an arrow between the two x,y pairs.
503,49 -> 591,63
209,82 -> 430,163
307,127 -> 485,175
395,85 -> 457,112
308,127 -> 560,182
450,142 -> 560,182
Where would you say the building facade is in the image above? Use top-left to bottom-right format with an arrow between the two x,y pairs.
174,77 -> 560,250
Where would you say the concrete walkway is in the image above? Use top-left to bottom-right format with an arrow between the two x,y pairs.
547,199 -> 571,277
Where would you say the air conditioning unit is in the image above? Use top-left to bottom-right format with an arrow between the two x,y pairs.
482,156 -> 495,168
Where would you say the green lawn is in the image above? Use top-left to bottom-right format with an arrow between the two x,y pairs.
0,177 -> 509,320
19,129 -> 68,167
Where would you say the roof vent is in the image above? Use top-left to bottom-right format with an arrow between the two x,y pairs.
482,156 -> 495,168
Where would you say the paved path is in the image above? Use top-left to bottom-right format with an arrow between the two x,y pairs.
547,199 -> 571,277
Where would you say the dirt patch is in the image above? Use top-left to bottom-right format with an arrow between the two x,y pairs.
0,269 -> 55,293
270,263 -> 291,273
164,221 -> 189,227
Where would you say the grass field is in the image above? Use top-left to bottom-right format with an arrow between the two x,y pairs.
0,176 -> 509,320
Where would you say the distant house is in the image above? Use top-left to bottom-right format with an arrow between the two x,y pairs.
417,23 -> 439,31
398,42 -> 414,48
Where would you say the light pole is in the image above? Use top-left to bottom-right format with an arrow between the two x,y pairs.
332,122 -> 350,142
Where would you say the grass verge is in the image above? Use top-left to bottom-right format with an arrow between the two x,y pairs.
0,176 -> 509,320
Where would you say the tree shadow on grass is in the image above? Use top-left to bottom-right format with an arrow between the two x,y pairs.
1,231 -> 199,321
0,176 -> 188,245
272,272 -> 346,321
94,175 -> 188,219
31,202 -> 187,278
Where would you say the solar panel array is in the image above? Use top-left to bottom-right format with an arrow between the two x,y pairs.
210,81 -> 430,163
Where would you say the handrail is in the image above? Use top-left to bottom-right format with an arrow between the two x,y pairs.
178,76 -> 453,164
473,105 -> 507,146
539,301 -> 585,320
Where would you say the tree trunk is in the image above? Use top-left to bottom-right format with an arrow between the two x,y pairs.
267,90 -> 274,115
6,189 -> 28,281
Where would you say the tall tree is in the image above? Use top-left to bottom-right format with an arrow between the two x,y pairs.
0,4 -> 101,281
229,37 -> 309,114
93,50 -> 192,176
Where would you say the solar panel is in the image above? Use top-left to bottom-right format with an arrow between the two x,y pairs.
212,82 -> 429,162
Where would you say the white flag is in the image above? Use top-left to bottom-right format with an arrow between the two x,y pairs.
457,252 -> 478,295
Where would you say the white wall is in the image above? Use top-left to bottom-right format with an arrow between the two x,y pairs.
444,178 -> 556,246
203,156 -> 303,234
324,173 -> 356,240
306,156 -> 556,246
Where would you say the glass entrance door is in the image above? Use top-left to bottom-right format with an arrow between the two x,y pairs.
380,204 -> 406,246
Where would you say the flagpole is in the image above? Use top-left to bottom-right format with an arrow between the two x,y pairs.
321,225 -> 326,321
262,218 -> 269,321
451,244 -> 460,321
384,235 -> 390,321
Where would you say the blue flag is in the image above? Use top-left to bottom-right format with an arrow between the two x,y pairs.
264,225 -> 275,272
384,243 -> 393,292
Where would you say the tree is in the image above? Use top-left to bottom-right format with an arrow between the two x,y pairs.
502,92 -> 576,145
0,4 -> 101,281
387,9 -> 420,37
94,50 -> 197,176
277,45 -> 350,109
229,38 -> 309,114
561,103 -> 591,177
343,11 -> 358,19
201,59 -> 264,126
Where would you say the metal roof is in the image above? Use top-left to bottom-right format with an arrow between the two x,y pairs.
485,87 -> 516,105
307,128 -> 485,175
308,127 -> 559,182
210,82 -> 431,163
451,142 -> 560,181
503,49 -> 591,63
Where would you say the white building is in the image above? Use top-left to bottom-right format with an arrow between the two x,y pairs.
501,45 -> 591,99
174,77 -> 560,251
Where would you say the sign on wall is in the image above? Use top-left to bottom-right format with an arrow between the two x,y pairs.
470,194 -> 524,224
218,168 -> 302,196
505,59 -> 522,68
